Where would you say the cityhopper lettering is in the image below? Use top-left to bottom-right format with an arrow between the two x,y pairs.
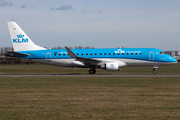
13,34 -> 28,43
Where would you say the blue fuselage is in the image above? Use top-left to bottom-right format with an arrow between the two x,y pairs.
13,48 -> 177,68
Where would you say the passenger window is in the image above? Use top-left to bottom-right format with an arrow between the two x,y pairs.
59,54 -> 61,56
63,54 -> 65,56
100,53 -> 102,55
135,53 -> 137,55
122,53 -> 124,55
104,53 -> 106,55
140,53 -> 142,55
109,53 -> 111,55
90,53 -> 92,55
113,53 -> 115,55
77,54 -> 79,55
82,53 -> 83,56
86,53 -> 88,55
68,54 -> 69,56
131,53 -> 133,55
118,53 -> 119,55
54,52 -> 57,56
95,53 -> 97,55
126,53 -> 128,55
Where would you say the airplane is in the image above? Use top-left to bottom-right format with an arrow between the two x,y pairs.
6,22 -> 177,74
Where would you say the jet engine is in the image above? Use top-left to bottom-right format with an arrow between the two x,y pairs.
100,62 -> 119,71
100,61 -> 126,71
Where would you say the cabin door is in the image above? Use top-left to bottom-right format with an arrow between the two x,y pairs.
46,52 -> 51,62
149,51 -> 154,60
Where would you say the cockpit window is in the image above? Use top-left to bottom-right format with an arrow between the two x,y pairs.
160,52 -> 165,55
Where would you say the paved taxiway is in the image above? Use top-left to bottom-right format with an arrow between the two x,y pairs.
1,74 -> 180,77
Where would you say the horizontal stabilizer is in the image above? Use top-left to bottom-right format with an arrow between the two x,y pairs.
5,51 -> 30,56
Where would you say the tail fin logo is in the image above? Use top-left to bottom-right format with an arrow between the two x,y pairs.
13,33 -> 28,43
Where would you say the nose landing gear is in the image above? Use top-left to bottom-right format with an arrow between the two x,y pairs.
153,66 -> 158,74
89,68 -> 96,74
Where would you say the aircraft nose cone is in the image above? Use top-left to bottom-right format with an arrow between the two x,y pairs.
170,57 -> 177,63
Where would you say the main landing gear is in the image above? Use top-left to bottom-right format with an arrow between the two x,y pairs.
153,68 -> 157,74
89,68 -> 96,74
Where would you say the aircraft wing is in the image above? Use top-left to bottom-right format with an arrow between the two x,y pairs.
65,46 -> 102,65
5,51 -> 30,56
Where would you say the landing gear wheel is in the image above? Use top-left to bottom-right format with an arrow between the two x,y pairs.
153,68 -> 157,74
89,69 -> 96,74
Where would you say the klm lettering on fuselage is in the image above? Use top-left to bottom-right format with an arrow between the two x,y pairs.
115,49 -> 125,53
13,33 -> 28,43
115,49 -> 142,54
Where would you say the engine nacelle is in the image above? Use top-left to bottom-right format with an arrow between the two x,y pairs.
100,62 -> 120,71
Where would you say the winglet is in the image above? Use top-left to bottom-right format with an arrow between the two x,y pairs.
64,46 -> 101,65
65,46 -> 77,58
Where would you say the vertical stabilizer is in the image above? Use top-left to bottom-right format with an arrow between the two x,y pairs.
7,22 -> 46,51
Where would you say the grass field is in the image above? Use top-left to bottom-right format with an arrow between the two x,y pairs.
0,77 -> 180,119
0,62 -> 180,74
0,64 -> 180,119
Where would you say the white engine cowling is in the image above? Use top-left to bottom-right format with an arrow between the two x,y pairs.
100,61 -> 126,71
101,62 -> 119,71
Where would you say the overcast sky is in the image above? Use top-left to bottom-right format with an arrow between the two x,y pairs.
0,0 -> 180,50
